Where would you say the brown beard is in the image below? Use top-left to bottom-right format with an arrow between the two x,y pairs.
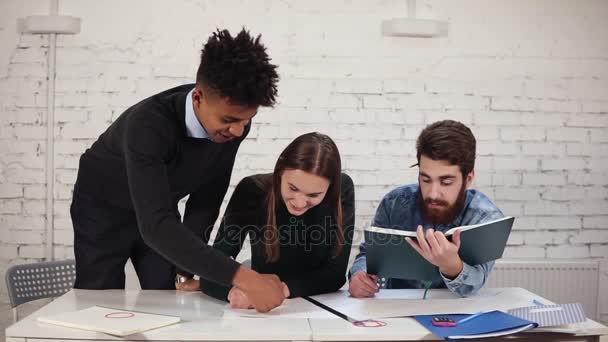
419,183 -> 467,225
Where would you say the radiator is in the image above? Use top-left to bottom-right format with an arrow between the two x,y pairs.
487,260 -> 601,320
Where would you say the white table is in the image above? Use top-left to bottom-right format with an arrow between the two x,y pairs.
6,288 -> 608,342
5,290 -> 311,342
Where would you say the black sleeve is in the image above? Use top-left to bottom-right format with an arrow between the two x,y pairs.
124,112 -> 242,286
200,177 -> 262,301
280,173 -> 356,297
176,146 -> 238,278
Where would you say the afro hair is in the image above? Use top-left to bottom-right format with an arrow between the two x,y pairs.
196,28 -> 279,108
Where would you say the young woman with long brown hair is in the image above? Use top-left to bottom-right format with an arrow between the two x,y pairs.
199,132 -> 355,308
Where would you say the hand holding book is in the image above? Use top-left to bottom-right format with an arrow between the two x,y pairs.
365,216 -> 515,282
405,226 -> 463,279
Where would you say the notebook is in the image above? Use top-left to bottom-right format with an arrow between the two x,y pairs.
415,310 -> 537,340
365,216 -> 514,281
508,303 -> 586,327
37,305 -> 181,337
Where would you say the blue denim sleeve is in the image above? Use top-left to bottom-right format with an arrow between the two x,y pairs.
349,241 -> 367,278
441,260 -> 495,297
349,193 -> 393,279
440,210 -> 504,297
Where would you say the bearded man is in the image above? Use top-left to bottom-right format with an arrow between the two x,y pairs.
348,120 -> 504,298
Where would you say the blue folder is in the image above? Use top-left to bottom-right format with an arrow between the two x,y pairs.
414,311 -> 537,340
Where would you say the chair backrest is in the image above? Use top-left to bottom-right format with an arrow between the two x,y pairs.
5,259 -> 76,308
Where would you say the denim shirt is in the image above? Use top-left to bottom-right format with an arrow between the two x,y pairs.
350,184 -> 504,297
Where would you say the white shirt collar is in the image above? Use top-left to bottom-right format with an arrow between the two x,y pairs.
185,88 -> 210,139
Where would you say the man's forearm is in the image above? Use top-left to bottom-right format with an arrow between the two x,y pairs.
442,261 -> 493,297
349,255 -> 367,278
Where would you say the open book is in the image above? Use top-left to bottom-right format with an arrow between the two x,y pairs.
37,306 -> 181,337
365,216 -> 514,281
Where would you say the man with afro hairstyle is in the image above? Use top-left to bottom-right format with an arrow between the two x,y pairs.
71,28 -> 285,312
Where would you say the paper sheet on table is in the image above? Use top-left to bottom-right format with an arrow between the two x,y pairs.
373,289 -> 429,300
222,298 -> 335,319
373,288 -> 507,300
310,288 -> 539,320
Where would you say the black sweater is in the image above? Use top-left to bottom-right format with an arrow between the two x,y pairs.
201,173 -> 355,300
74,84 -> 249,285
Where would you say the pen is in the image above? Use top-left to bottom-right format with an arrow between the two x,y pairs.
532,299 -> 545,306
422,280 -> 432,300
304,296 -> 353,323
457,311 -> 484,325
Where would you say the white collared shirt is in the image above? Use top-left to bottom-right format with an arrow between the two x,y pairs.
185,88 -> 210,139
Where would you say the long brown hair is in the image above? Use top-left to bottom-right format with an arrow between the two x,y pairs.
262,132 -> 343,263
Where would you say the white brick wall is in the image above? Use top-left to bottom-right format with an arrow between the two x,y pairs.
0,0 -> 607,323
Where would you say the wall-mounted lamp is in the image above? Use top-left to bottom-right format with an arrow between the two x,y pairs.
381,0 -> 448,38
18,15 -> 80,34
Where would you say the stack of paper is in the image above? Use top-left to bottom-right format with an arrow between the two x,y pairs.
37,305 -> 181,337
508,303 -> 586,327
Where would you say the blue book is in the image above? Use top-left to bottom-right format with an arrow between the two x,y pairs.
415,310 -> 537,340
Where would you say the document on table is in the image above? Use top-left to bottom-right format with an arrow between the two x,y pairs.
310,288 -> 538,319
373,288 -> 507,300
373,289 -> 429,300
224,288 -> 547,321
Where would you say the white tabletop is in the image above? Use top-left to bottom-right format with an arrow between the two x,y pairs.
6,288 -> 608,342
307,288 -> 608,341
6,289 -> 312,341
